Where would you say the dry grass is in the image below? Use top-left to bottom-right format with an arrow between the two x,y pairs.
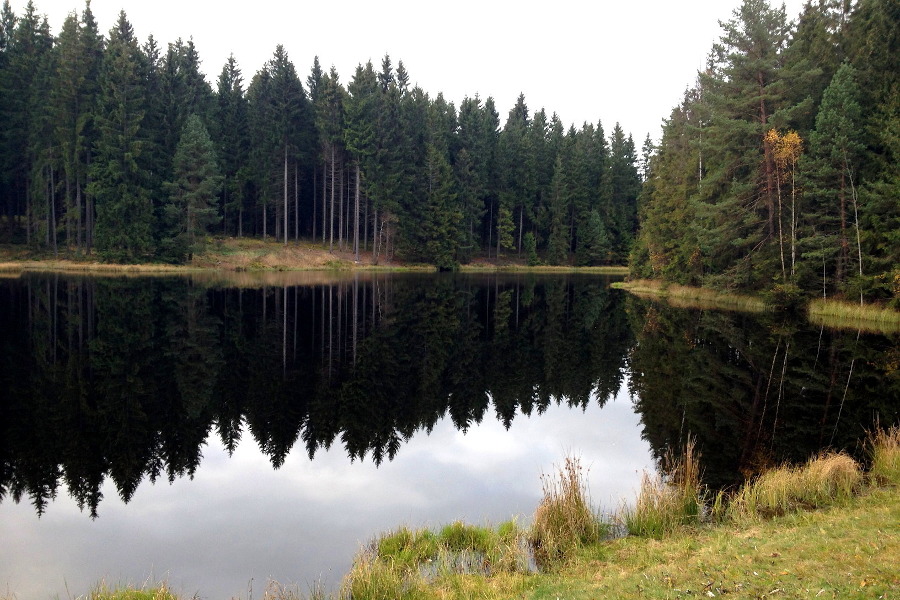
808,298 -> 900,334
529,456 -> 606,569
728,452 -> 862,520
613,279 -> 769,312
621,439 -> 704,537
869,425 -> 900,485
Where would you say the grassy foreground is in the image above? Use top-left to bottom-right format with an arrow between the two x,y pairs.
68,428 -> 900,600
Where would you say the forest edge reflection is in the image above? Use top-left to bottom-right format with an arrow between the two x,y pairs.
0,272 -> 896,517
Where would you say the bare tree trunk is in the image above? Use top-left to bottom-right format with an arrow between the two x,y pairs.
846,157 -> 863,304
50,164 -> 57,256
330,145 -> 335,252
321,160 -> 327,244
759,73 -> 775,239
312,166 -> 317,240
338,158 -> 344,251
517,205 -> 523,254
354,163 -> 360,260
283,144 -> 288,246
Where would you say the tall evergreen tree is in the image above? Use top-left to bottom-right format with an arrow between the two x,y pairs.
696,0 -> 793,287
214,54 -> 250,236
160,114 -> 222,262
89,11 -> 153,261
344,61 -> 378,259
800,62 -> 865,296
51,3 -> 103,254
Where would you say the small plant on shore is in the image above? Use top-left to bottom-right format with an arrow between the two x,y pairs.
727,451 -> 862,520
376,526 -> 440,570
868,424 -> 900,485
621,439 -> 704,537
528,456 -> 605,569
87,581 -> 177,600
341,549 -> 428,600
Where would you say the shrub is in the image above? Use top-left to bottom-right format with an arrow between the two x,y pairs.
529,456 -> 605,569
728,452 -> 862,520
868,425 -> 900,485
622,439 -> 704,537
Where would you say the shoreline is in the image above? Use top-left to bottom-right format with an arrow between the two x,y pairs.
614,278 -> 900,334
0,239 -> 629,276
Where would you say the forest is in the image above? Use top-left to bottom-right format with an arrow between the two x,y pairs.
0,0 -> 641,270
631,0 -> 898,305
0,0 -> 897,302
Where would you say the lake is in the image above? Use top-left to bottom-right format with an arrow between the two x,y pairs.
1,272 -> 897,599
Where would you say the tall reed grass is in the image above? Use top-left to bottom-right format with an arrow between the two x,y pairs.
528,456 -> 605,569
621,439 -> 704,537
727,452 -> 862,520
808,298 -> 900,334
868,425 -> 900,485
613,280 -> 769,312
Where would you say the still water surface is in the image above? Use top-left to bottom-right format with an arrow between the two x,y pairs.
1,272 -> 896,599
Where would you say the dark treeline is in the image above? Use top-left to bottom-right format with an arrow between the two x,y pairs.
0,1 -> 640,268
632,0 -> 899,306
626,296 -> 899,489
0,274 -> 632,516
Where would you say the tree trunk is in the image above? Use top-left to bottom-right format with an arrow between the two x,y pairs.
321,160 -> 326,244
354,163 -> 360,260
338,158 -> 344,251
283,144 -> 288,246
759,72 -> 775,239
294,162 -> 299,240
312,166 -> 317,240
330,145 -> 335,252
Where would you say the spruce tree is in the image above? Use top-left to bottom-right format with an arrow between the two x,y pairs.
801,62 -> 864,297
89,11 -> 154,262
160,114 -> 222,262
214,54 -> 250,236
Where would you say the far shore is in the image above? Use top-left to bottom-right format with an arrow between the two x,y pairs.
0,238 -> 629,276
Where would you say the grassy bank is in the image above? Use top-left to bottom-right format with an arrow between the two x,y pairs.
70,427 -> 900,600
615,278 -> 900,334
808,297 -> 900,334
611,279 -> 770,312
0,239 -> 629,276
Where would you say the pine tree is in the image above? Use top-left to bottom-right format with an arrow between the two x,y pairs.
160,114 -> 222,262
51,3 -> 103,254
696,0 -> 793,288
801,62 -> 864,297
607,124 -> 641,259
420,142 -> 461,270
344,61 -> 378,259
214,54 -> 250,236
89,11 -> 154,262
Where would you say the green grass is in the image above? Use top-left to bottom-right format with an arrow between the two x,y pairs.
84,581 -> 178,600
808,297 -> 900,334
612,279 -> 770,312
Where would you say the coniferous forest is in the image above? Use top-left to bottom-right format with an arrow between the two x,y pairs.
0,0 -> 897,303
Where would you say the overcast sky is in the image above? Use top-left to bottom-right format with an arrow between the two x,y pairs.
15,0 -> 806,145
